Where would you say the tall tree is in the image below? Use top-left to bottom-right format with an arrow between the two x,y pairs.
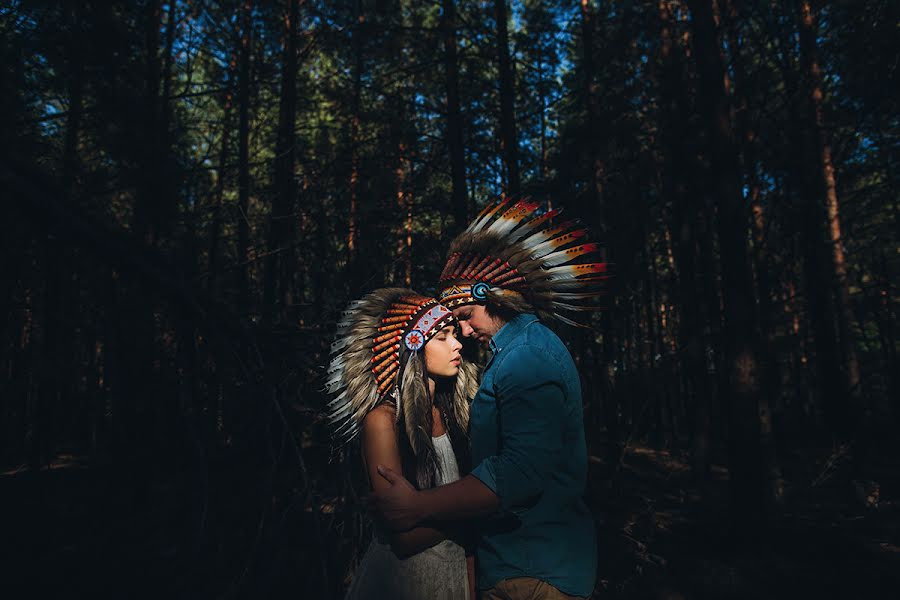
580,0 -> 604,211
265,0 -> 301,325
656,0 -> 713,479
346,0 -> 365,272
236,0 -> 254,319
798,0 -> 862,441
686,0 -> 777,535
494,0 -> 519,194
441,0 -> 469,230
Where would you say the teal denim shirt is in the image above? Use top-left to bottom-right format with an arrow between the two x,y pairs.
469,314 -> 597,596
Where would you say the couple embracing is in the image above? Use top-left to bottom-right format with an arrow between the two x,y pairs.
326,199 -> 610,600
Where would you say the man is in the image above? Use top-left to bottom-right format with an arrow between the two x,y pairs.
371,199 -> 610,599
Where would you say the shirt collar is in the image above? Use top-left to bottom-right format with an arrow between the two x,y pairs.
488,313 -> 539,355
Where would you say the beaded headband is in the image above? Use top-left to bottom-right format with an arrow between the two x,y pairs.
370,295 -> 454,396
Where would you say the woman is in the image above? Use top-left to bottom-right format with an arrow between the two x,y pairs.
325,288 -> 479,600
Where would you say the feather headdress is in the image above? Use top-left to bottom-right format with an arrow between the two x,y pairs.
438,198 -> 611,326
325,288 -> 473,452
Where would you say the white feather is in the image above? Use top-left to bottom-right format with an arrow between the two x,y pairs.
543,265 -> 592,282
485,211 -> 529,238
538,245 -> 600,268
507,209 -> 563,242
468,198 -> 512,233
516,224 -> 573,253
326,356 -> 345,374
324,375 -> 343,392
330,337 -> 352,353
326,389 -> 348,408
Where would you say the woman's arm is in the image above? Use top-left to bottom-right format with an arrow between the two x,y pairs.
362,405 -> 449,558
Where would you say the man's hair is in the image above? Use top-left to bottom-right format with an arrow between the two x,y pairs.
483,289 -> 531,323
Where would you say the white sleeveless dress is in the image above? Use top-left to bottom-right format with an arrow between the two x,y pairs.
344,433 -> 469,600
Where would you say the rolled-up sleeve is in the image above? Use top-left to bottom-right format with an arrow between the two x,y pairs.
470,344 -> 563,512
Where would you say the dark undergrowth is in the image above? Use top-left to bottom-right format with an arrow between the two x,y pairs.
590,441 -> 900,599
3,437 -> 899,599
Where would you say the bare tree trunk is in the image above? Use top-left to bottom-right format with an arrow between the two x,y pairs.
580,0 -> 605,213
538,53 -> 548,182
644,221 -> 665,449
494,0 -> 519,195
876,251 -> 898,424
265,0 -> 300,326
725,0 -> 784,506
161,0 -> 177,136
177,214 -> 199,427
389,43 -> 414,287
208,82 -> 234,298
657,0 -> 713,479
114,0 -> 168,454
579,0 -> 618,472
36,2 -> 89,467
441,0 -> 468,232
137,0 -> 164,244
798,0 -> 862,441
236,0 -> 254,319
347,1 -> 365,271
395,141 -> 413,286
687,0 -> 774,538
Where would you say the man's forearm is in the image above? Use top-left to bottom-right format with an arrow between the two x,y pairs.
389,525 -> 446,558
419,474 -> 500,521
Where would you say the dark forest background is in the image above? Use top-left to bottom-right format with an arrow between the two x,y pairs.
1,0 -> 898,598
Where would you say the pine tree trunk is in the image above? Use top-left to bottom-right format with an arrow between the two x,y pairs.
877,251 -> 898,424
395,141 -> 412,286
580,0 -> 604,213
161,0 -> 177,137
117,0 -> 167,454
441,0 -> 468,232
687,0 -> 773,537
236,0 -> 253,319
494,0 -> 519,195
36,2 -> 89,467
657,0 -> 713,479
644,222 -> 664,449
798,0 -> 862,441
347,1 -> 364,271
176,217 -> 198,427
725,0 -> 784,505
580,0 -> 618,471
208,83 -> 234,298
389,53 -> 413,287
138,0 -> 164,244
265,0 -> 300,325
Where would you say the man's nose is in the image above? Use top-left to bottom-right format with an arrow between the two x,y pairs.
460,321 -> 474,337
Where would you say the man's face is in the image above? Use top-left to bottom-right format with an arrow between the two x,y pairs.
451,304 -> 503,346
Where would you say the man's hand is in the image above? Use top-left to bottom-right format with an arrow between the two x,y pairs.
368,465 -> 426,531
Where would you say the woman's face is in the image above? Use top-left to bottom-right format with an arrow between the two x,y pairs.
424,324 -> 463,379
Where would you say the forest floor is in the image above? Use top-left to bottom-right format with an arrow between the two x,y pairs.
590,442 -> 900,599
3,440 -> 900,599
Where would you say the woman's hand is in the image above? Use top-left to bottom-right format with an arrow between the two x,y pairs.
369,465 -> 426,531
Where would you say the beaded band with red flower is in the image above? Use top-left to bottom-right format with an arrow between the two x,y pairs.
370,296 -> 454,396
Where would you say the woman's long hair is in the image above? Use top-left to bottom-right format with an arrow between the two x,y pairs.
393,346 -> 479,489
